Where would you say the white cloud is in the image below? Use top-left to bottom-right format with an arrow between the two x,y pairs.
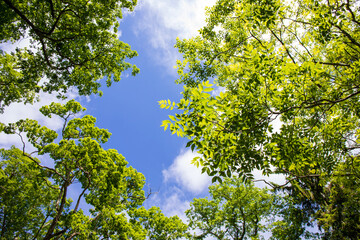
142,0 -> 215,39
1,92 -> 62,126
133,0 -> 216,71
0,34 -> 32,53
0,93 -> 60,149
163,149 -> 211,194
145,186 -> 190,221
0,88 -> 85,150
211,86 -> 226,97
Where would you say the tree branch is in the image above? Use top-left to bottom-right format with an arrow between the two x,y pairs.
43,179 -> 70,240
269,89 -> 360,115
345,0 -> 360,26
74,166 -> 91,212
66,232 -> 80,240
22,152 -> 66,182
32,212 -> 50,240
268,28 -> 296,64
2,0 -> 47,36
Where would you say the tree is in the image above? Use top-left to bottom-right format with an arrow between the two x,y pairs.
186,177 -> 275,240
186,177 -> 323,240
0,1 -> 192,238
270,191 -> 321,240
0,147 -> 59,238
0,100 -> 148,239
132,206 -> 189,240
0,0 -> 139,113
161,0 -> 360,237
316,168 -> 360,239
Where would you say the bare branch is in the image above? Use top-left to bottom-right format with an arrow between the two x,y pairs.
268,28 -> 296,64
74,166 -> 91,212
22,152 -> 66,182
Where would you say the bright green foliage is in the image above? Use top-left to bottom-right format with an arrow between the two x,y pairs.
0,101 -> 147,239
0,147 -> 59,239
0,0 -> 139,113
132,206 -> 189,240
161,0 -> 360,237
186,178 -> 275,239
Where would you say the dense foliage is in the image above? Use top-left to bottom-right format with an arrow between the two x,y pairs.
162,0 -> 360,238
0,0 -> 182,239
186,178 -> 275,239
3,0 -> 360,238
0,0 -> 139,113
1,100 -> 148,238
132,206 -> 189,240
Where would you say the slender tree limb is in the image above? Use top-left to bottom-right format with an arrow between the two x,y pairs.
22,152 -> 66,182
332,23 -> 360,49
345,0 -> 360,26
239,207 -> 246,240
66,232 -> 80,240
32,213 -> 50,240
74,166 -> 91,212
268,28 -> 296,64
2,0 -> 47,36
43,179 -> 70,240
47,0 -> 55,18
269,89 -> 360,115
50,228 -> 67,239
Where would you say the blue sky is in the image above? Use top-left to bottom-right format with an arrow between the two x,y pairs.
104,0 -> 218,217
95,0 -> 217,217
0,0 -> 286,222
0,0 -> 217,220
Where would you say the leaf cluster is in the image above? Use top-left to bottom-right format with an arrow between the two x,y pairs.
162,0 -> 360,237
186,177 -> 275,240
0,0 -> 140,113
0,101 -> 148,239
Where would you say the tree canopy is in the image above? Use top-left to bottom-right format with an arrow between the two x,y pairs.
0,100 -> 149,239
132,206 -> 189,240
2,0 -> 360,238
186,178 -> 275,240
0,0 -> 139,113
0,0 -> 181,238
161,0 -> 360,237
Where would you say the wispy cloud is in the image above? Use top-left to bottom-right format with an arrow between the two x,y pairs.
143,149 -> 211,220
0,93 -> 61,149
163,149 -> 211,194
145,186 -> 190,220
146,0 -> 214,37
0,89 -> 85,150
133,0 -> 216,72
